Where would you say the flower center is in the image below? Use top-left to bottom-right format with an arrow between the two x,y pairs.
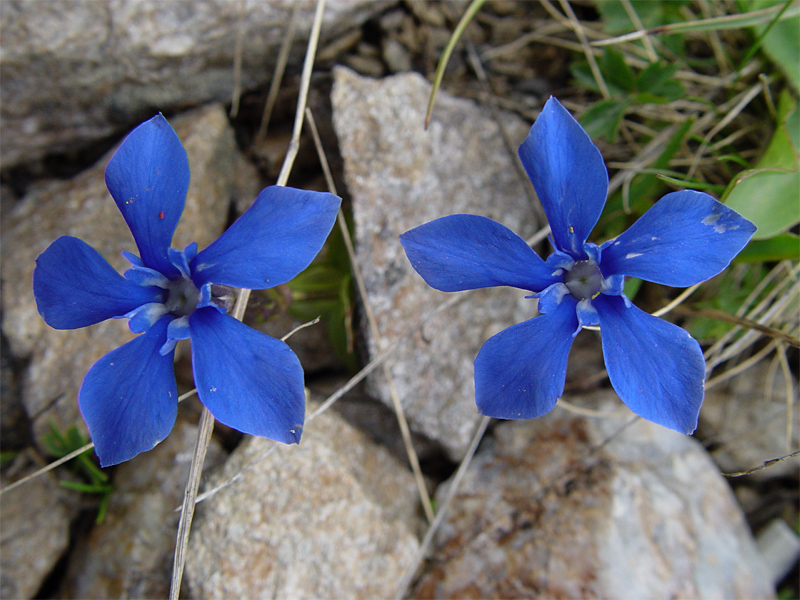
564,260 -> 603,300
165,277 -> 200,317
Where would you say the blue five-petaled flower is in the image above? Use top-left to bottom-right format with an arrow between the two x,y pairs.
400,97 -> 756,434
33,115 -> 340,466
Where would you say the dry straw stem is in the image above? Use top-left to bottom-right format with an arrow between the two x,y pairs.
724,450 -> 800,477
256,1 -> 301,142
169,0 -> 328,597
544,0 -> 610,99
229,0 -> 246,118
304,107 -> 435,524
393,415 -> 492,600
593,2 -> 800,47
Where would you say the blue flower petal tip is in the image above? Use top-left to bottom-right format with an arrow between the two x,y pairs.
34,116 -> 339,465
401,95 -> 756,434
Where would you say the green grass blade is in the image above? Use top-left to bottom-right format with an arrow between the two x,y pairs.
425,0 -> 488,129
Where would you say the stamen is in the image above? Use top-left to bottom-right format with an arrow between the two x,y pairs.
564,260 -> 603,300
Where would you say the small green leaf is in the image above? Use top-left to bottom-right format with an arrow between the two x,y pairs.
623,277 -> 643,299
570,62 -> 602,94
289,264 -> 346,294
602,47 -> 636,93
635,62 -> 680,94
579,98 -> 630,142
733,233 -> 800,263
59,480 -> 113,494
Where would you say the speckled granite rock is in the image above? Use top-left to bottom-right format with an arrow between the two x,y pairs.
0,0 -> 393,168
412,394 -> 775,599
331,66 -> 541,460
0,454 -> 72,599
186,395 -> 422,599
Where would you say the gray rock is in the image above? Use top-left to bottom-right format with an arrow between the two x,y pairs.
413,394 -> 775,599
331,66 -> 540,460
60,419 -> 226,600
702,361 -> 799,478
0,453 -> 72,599
186,395 -> 422,599
1,104 -> 259,447
0,0 -> 393,168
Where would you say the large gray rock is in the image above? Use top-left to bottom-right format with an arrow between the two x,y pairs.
331,66 -> 541,460
413,394 -> 775,599
186,396 -> 422,599
0,454 -> 72,599
60,419 -> 226,599
1,104 -> 259,446
0,0 -> 392,168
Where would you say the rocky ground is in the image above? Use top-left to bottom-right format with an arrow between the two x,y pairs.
1,1 -> 797,598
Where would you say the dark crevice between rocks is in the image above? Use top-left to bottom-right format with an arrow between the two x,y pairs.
0,283 -> 33,454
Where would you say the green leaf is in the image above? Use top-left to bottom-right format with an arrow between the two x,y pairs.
750,0 -> 800,92
570,62 -> 602,94
623,277 -> 643,300
59,480 -> 113,494
602,47 -> 636,93
289,264 -> 346,294
579,98 -> 630,142
724,89 -> 800,239
734,233 -> 800,262
635,62 -> 679,94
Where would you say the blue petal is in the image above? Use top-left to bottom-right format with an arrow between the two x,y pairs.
161,316 -> 191,355
124,302 -> 168,334
399,215 -> 559,293
518,97 -> 608,259
190,186 -> 340,289
78,316 -> 177,466
474,296 -> 579,419
105,114 -> 189,278
188,308 -> 305,444
33,236 -> 163,330
599,190 -> 757,286
594,294 -> 705,434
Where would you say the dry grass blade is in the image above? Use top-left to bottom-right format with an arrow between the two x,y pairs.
592,2 -> 800,46
229,0 -> 246,118
256,1 -> 301,142
169,407 -> 215,600
304,107 -> 435,524
673,305 -> 800,348
0,442 -> 94,496
168,0 -> 328,597
620,0 -> 657,61
723,450 -> 800,477
393,415 -> 491,600
551,0 -> 610,98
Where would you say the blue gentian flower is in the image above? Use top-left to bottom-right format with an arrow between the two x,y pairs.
33,115 -> 340,466
400,97 -> 756,434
